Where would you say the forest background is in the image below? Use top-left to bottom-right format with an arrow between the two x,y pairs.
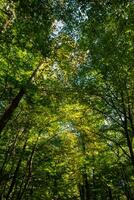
0,0 -> 134,199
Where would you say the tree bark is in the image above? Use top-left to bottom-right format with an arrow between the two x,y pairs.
121,92 -> 134,167
6,140 -> 27,200
108,186 -> 113,200
17,137 -> 39,200
0,61 -> 44,134
79,133 -> 91,200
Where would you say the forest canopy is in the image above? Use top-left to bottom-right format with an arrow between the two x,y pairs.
0,0 -> 134,199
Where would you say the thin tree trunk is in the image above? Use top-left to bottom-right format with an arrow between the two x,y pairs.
108,186 -> 113,200
17,137 -> 39,200
79,133 -> 91,200
121,92 -> 134,167
121,165 -> 134,200
6,139 -> 27,200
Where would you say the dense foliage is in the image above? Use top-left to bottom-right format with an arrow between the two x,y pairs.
0,0 -> 134,199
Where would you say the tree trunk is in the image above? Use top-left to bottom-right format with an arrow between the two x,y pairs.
6,140 -> 27,200
17,137 -> 39,200
121,165 -> 134,200
0,88 -> 25,134
0,61 -> 44,134
121,92 -> 134,167
79,133 -> 91,200
108,186 -> 113,200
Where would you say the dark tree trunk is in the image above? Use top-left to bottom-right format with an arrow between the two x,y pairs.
79,176 -> 91,200
0,61 -> 43,134
108,186 -> 113,200
17,137 -> 38,200
121,165 -> 134,200
6,140 -> 27,200
79,133 -> 91,200
121,92 -> 134,167
0,88 -> 25,134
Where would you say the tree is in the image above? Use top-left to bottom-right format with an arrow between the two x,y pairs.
0,0 -> 134,199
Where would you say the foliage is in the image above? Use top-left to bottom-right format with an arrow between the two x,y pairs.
0,0 -> 134,200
